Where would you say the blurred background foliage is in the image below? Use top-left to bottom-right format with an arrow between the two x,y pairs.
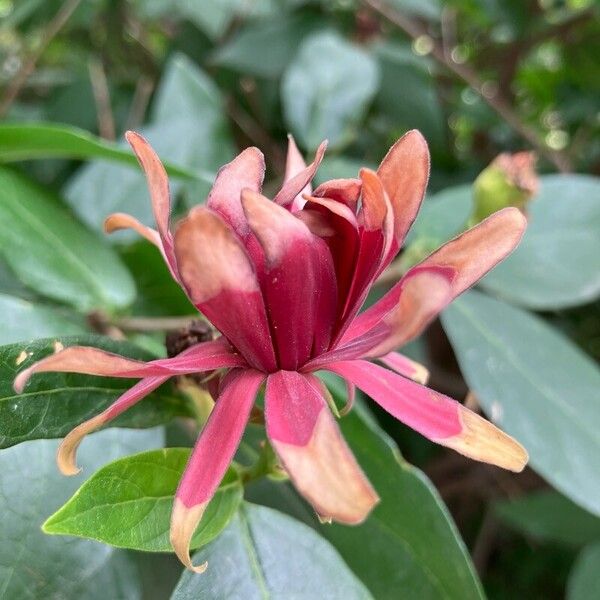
0,0 -> 599,598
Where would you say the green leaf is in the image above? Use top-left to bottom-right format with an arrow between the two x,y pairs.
282,31 -> 380,151
0,428 -> 161,599
442,290 -> 600,516
375,42 -> 445,149
0,122 -> 198,180
43,449 -> 243,552
65,53 -> 231,242
0,293 -> 86,345
171,503 -> 373,600
0,335 -> 190,448
481,175 -> 600,309
567,543 -> 600,600
315,374 -> 485,600
314,156 -> 375,186
0,167 -> 136,311
495,491 -> 600,547
406,184 -> 473,246
212,13 -> 323,78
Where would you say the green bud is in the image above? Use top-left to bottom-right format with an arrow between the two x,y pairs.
470,152 -> 538,226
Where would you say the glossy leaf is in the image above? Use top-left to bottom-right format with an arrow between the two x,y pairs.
0,293 -> 86,345
481,175 -> 600,309
0,122 -> 197,180
567,543 -> 600,600
495,491 -> 600,547
171,503 -> 373,600
65,53 -> 230,241
314,374 -> 484,600
282,31 -> 379,150
442,290 -> 600,516
0,167 -> 136,310
0,335 -> 190,448
43,449 -> 243,552
0,428 -> 161,599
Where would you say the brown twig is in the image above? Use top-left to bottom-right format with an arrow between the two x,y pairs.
362,0 -> 572,173
88,57 -> 116,140
114,315 -> 202,332
0,0 -> 82,118
125,75 -> 154,130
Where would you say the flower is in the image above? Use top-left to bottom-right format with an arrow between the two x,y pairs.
14,130 -> 528,572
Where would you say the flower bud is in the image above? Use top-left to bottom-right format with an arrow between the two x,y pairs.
469,152 -> 538,225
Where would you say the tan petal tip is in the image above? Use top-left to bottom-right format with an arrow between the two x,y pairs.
57,414 -> 105,476
441,407 -> 529,472
170,498 -> 209,573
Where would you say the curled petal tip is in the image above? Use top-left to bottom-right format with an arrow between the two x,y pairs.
171,498 -> 209,573
57,414 -> 105,476
14,367 -> 33,394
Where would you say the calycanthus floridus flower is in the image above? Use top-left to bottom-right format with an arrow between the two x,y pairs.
14,130 -> 529,572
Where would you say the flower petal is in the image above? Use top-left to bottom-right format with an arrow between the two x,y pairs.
57,376 -> 168,476
174,207 -> 276,371
125,131 -> 176,270
379,351 -> 429,385
265,370 -> 378,523
206,147 -> 265,237
327,360 -> 528,472
171,369 -> 265,572
313,178 -> 362,211
377,130 -> 430,263
343,207 -> 527,354
274,140 -> 327,209
14,337 -> 245,392
284,134 -> 311,212
242,190 -> 337,367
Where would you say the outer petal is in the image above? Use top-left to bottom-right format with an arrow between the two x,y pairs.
265,370 -> 379,523
379,351 -> 429,385
242,190 -> 337,367
171,369 -> 265,572
57,376 -> 168,476
327,360 -> 528,472
13,337 -> 245,392
206,147 -> 265,237
174,207 -> 276,371
343,208 -> 527,355
126,131 -> 177,272
377,130 -> 430,264
274,140 -> 327,210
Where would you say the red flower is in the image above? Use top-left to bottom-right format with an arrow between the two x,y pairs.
14,131 -> 528,571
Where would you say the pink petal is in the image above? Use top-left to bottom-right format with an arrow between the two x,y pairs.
174,207 -> 277,371
171,368 -> 265,572
326,360 -> 528,471
125,131 -> 177,272
206,147 -> 266,237
13,337 -> 245,392
313,178 -> 362,211
242,190 -> 337,367
379,351 -> 429,385
265,370 -> 378,523
284,134 -> 310,212
274,140 -> 327,210
335,169 -> 394,339
343,208 -> 527,355
377,130 -> 430,264
57,376 -> 168,476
